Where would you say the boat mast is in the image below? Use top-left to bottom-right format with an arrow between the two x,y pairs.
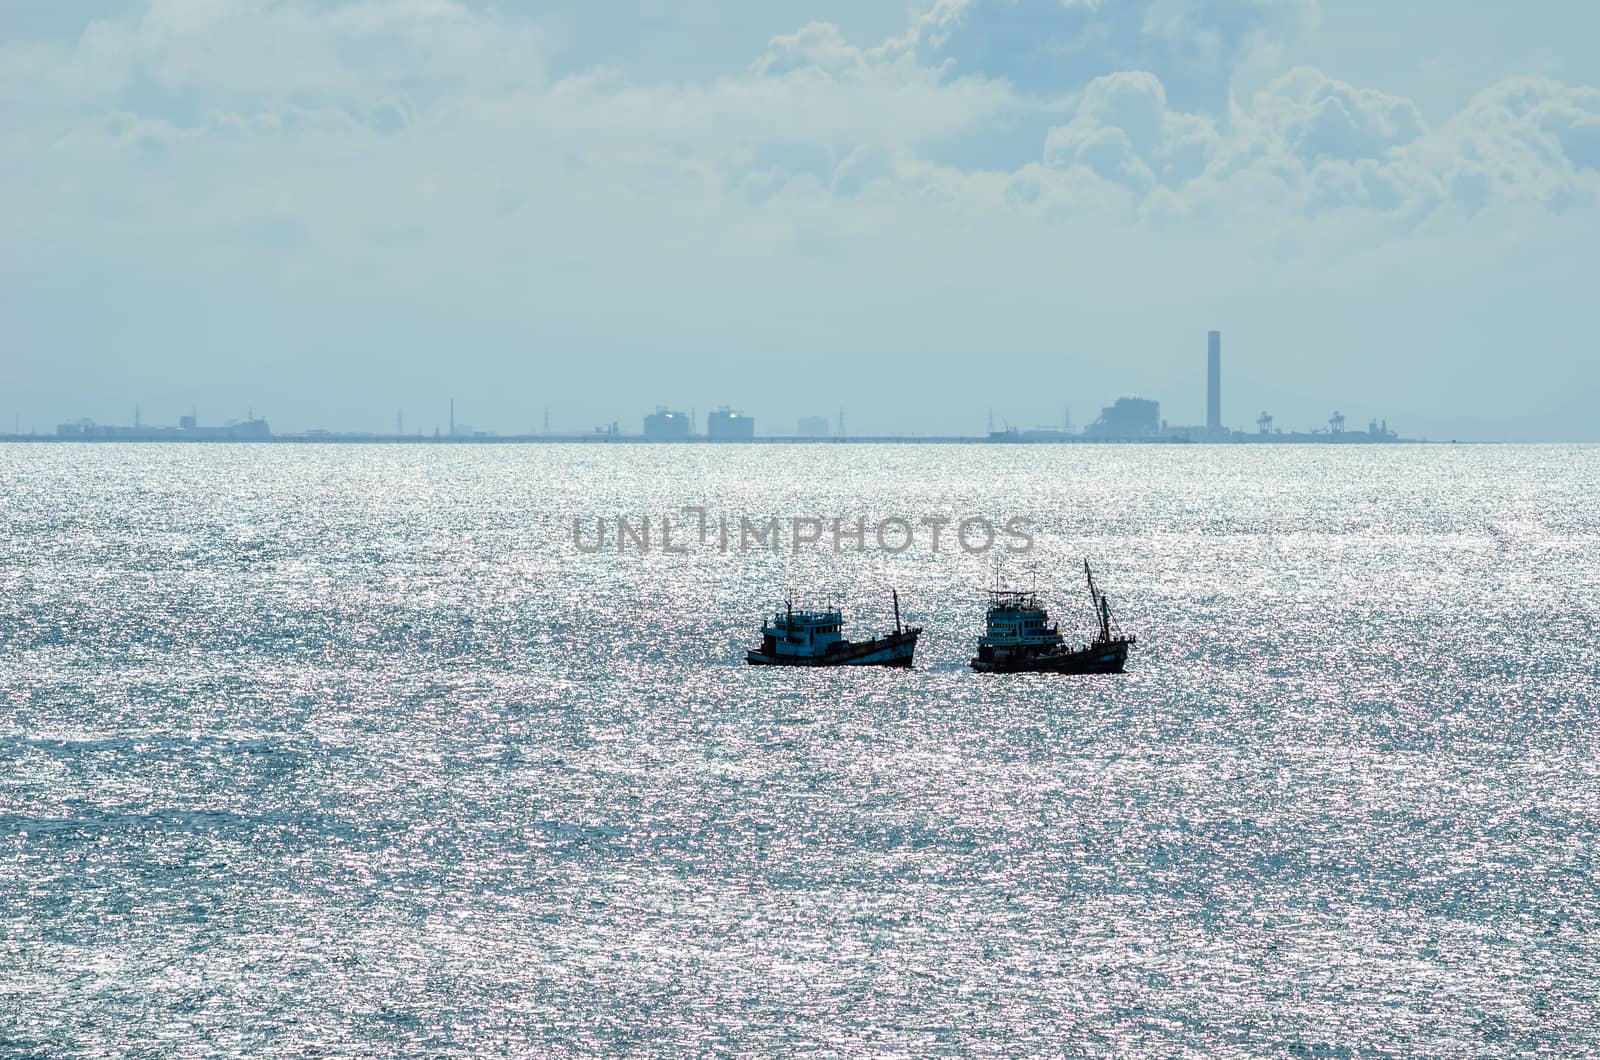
1085,558 -> 1111,643
892,589 -> 902,634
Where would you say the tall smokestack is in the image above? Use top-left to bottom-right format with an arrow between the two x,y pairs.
1207,330 -> 1222,434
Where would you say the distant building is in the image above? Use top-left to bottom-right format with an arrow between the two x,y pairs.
989,427 -> 1076,443
707,407 -> 755,441
797,416 -> 830,438
1207,330 -> 1222,434
643,407 -> 691,440
1084,397 -> 1160,440
220,418 -> 271,440
57,416 -> 272,441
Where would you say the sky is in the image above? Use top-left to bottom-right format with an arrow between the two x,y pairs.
3,0 -> 1598,440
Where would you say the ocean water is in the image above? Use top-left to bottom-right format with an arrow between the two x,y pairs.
1,443 -> 1597,1056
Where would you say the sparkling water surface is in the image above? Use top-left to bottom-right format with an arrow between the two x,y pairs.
2,444 -> 1597,1056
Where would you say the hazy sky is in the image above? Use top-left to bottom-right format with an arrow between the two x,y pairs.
5,0 -> 1598,439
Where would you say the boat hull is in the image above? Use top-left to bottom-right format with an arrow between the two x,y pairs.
747,628 -> 920,668
970,637 -> 1132,674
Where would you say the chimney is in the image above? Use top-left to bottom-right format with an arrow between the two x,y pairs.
1207,330 -> 1222,433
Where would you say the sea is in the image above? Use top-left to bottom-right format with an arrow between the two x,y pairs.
2,443 -> 1596,1057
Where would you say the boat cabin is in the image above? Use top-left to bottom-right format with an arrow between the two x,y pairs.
759,605 -> 845,660
978,591 -> 1065,651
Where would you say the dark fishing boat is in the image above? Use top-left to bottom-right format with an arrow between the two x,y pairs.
745,591 -> 920,667
969,560 -> 1136,674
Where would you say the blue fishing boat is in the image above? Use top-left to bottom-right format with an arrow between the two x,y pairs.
746,591 -> 920,667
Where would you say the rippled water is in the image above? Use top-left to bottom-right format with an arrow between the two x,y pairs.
2,443 -> 1597,1056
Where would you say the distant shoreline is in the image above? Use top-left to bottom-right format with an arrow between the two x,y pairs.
1,434 -> 1446,445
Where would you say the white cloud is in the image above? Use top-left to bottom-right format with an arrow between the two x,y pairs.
6,0 -> 546,116
13,2 -> 1599,252
911,0 -> 1318,110
1419,78 -> 1600,211
1248,66 -> 1424,163
1044,71 -> 1223,189
1031,65 -> 1599,231
755,21 -> 881,77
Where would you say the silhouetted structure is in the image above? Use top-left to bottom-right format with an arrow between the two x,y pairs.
1207,330 -> 1222,434
56,415 -> 272,440
1084,398 -> 1160,440
643,407 -> 690,440
707,407 -> 755,441
27,321 -> 1423,445
989,426 -> 1077,442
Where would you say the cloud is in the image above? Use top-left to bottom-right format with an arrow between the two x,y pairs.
1044,70 -> 1223,189
754,21 -> 879,77
1420,77 -> 1600,210
8,2 -> 1600,299
1033,65 -> 1598,228
911,0 -> 1318,110
1080,70 -> 1168,154
1248,66 -> 1424,163
6,0 -> 546,116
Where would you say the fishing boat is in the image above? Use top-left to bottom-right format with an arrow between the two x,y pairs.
745,591 -> 920,667
969,560 -> 1136,673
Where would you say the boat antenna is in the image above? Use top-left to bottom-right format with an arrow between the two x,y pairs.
892,588 -> 902,634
